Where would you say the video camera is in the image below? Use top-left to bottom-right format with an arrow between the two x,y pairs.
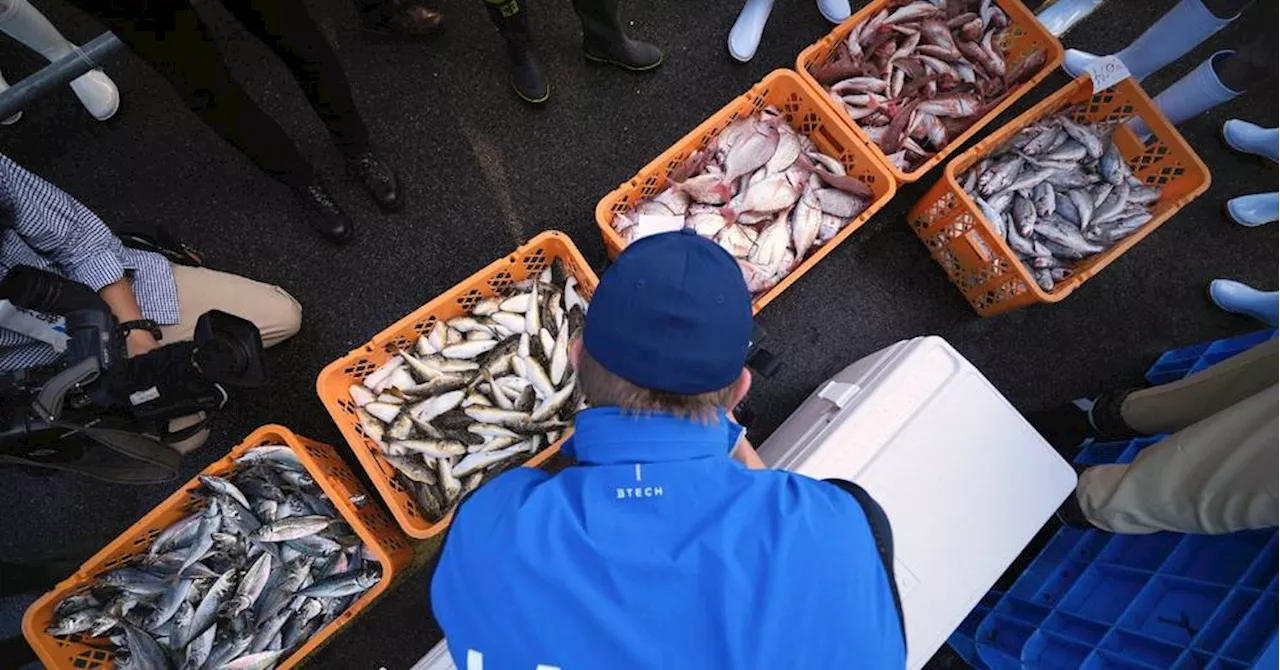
0,266 -> 268,481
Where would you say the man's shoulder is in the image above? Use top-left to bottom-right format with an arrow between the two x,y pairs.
451,466 -> 550,522
751,468 -> 870,512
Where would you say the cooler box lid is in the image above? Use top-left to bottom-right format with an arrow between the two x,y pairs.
757,335 -> 1076,670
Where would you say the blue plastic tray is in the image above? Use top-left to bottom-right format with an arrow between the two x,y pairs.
949,331 -> 1279,670
1144,330 -> 1276,386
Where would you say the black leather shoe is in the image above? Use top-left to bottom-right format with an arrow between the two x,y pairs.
297,183 -> 354,244
360,0 -> 444,37
347,151 -> 403,212
507,43 -> 549,104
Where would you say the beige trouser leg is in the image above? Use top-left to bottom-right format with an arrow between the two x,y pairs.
1078,388 -> 1278,534
1120,338 -> 1278,434
156,264 -> 303,453
159,264 -> 303,348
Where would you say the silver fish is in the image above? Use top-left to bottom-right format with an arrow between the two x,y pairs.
1012,195 -> 1037,238
250,516 -> 331,543
123,623 -> 170,670
220,650 -> 286,670
436,457 -> 462,503
222,553 -> 273,619
179,567 -> 235,649
384,454 -> 439,484
390,439 -> 467,459
47,609 -> 101,636
1058,116 -> 1104,158
145,579 -> 194,632
453,443 -> 530,478
182,622 -> 216,670
441,340 -> 498,360
295,568 -> 381,599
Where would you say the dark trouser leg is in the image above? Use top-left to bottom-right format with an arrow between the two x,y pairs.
1214,32 -> 1278,92
63,0 -> 315,189
220,0 -> 371,158
483,0 -> 549,104
570,0 -> 663,71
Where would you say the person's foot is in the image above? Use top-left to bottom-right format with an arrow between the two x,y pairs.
1222,119 -> 1279,162
507,42 -> 549,104
1056,489 -> 1096,530
1062,48 -> 1099,78
1028,391 -> 1137,456
1209,279 -> 1280,326
727,0 -> 775,63
296,182 -> 354,244
1027,400 -> 1095,460
583,36 -> 664,71
815,0 -> 850,24
68,69 -> 119,121
347,151 -> 402,212
361,0 -> 444,37
1225,192 -> 1279,228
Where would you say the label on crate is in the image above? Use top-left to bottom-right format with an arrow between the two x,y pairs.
634,214 -> 686,241
1086,56 -> 1130,93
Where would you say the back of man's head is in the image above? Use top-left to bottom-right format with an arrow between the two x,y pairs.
579,229 -> 754,421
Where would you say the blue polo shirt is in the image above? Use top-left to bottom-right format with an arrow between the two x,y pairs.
430,407 -> 905,669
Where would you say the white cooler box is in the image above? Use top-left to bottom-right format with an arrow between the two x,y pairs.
757,335 -> 1075,668
414,336 -> 1075,670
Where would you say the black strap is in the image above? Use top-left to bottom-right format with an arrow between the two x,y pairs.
0,423 -> 179,484
118,319 -> 162,341
117,227 -> 204,268
826,478 -> 907,649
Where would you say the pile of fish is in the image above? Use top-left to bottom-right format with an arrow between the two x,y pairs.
352,260 -> 586,522
44,445 -> 381,670
810,0 -> 1048,172
959,107 -> 1161,291
610,107 -> 874,296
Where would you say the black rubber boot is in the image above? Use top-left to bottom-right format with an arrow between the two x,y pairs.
571,0 -> 663,71
484,0 -> 549,104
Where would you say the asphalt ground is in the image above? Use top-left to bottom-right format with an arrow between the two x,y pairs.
0,0 -> 1275,667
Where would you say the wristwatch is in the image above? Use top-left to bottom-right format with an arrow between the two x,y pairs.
118,319 -> 163,341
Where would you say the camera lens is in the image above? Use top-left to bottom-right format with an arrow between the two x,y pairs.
193,310 -> 268,387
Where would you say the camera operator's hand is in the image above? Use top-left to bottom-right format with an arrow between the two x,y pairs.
126,330 -> 159,358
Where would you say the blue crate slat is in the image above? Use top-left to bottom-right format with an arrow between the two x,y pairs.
949,331 -> 1280,669
1144,330 -> 1276,386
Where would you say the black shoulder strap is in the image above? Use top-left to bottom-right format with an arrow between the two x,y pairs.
825,478 -> 907,649
0,423 -> 179,484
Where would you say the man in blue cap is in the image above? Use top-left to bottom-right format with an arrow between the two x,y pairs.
431,229 -> 906,669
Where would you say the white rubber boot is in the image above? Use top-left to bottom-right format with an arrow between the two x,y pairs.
0,66 -> 22,124
816,0 -> 850,24
727,0 -> 775,63
1210,279 -> 1279,326
1129,51 -> 1240,141
0,0 -> 118,120
1225,192 -> 1279,228
1223,120 -> 1279,162
1061,0 -> 1236,81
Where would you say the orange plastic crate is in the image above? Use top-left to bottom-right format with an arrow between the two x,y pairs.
593,69 -> 896,314
22,424 -> 413,670
316,231 -> 598,539
906,75 -> 1211,316
796,0 -> 1062,184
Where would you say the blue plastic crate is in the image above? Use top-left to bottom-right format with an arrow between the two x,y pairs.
950,332 -> 1279,669
1145,330 -> 1275,386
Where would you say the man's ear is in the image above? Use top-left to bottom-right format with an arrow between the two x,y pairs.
570,338 -> 583,369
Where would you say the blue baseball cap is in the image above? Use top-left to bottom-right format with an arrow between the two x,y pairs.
584,229 -> 753,395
